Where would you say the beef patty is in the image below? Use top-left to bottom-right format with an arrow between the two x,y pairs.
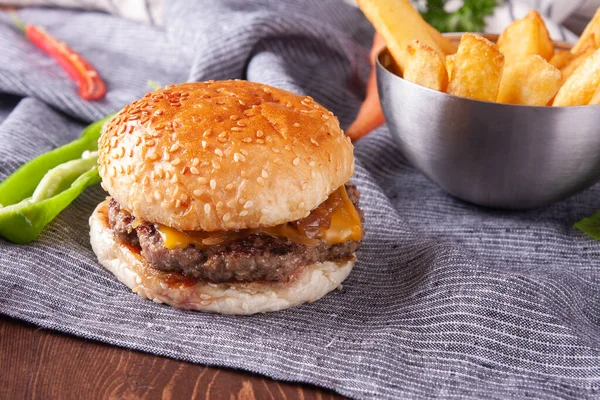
108,183 -> 363,283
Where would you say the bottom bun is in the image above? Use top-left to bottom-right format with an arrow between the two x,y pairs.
89,200 -> 354,315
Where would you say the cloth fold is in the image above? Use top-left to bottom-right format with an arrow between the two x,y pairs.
1,1 -> 599,399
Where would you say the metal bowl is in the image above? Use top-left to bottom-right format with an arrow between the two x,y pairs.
376,34 -> 600,209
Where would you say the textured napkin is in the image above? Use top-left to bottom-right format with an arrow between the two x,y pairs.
1,1 -> 600,399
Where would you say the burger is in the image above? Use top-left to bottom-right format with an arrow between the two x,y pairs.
89,80 -> 363,314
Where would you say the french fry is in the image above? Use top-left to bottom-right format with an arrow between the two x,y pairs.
446,54 -> 455,80
425,23 -> 458,55
553,48 -> 600,106
571,33 -> 597,56
589,86 -> 600,105
403,40 -> 448,91
356,0 -> 444,72
572,9 -> 600,54
497,10 -> 554,64
497,55 -> 562,106
561,45 -> 596,83
447,33 -> 504,102
550,50 -> 574,70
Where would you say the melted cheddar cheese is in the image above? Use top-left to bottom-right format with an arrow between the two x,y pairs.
157,186 -> 362,250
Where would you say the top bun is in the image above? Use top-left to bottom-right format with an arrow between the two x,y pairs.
98,80 -> 354,231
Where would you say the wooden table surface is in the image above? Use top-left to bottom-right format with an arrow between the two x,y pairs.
0,315 -> 343,400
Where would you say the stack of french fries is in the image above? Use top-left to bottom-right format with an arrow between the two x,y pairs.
358,0 -> 600,107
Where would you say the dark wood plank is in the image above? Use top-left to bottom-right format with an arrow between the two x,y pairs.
0,316 -> 344,400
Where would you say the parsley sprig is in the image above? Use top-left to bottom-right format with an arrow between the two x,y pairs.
419,0 -> 497,33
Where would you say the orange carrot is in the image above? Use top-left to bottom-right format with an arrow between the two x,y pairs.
347,34 -> 386,141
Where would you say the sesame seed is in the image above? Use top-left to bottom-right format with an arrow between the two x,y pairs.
257,177 -> 265,186
293,157 -> 300,166
237,121 -> 246,127
231,127 -> 242,132
192,158 -> 200,167
222,212 -> 232,222
238,99 -> 246,106
202,141 -> 207,149
230,115 -> 239,121
244,200 -> 253,209
134,136 -> 141,146
233,153 -> 245,162
218,137 -> 227,143
169,143 -> 180,152
142,175 -> 149,185
239,210 -> 248,217
198,177 -> 207,184
181,194 -> 188,202
154,191 -> 162,200
262,169 -> 268,178
109,166 -> 116,177
212,161 -> 221,169
190,167 -> 200,174
210,179 -> 217,189
171,158 -> 181,165
216,201 -> 224,210
256,139 -> 265,144
310,138 -> 320,147
240,170 -> 247,178
240,149 -> 248,156
193,189 -> 202,197
309,161 -> 316,167
163,152 -> 170,161
322,114 -> 330,120
171,175 -> 178,183
203,129 -> 212,137
204,204 -> 211,214
242,137 -> 252,143
181,166 -> 188,174
214,148 -> 224,157
225,183 -> 234,191
293,123 -> 300,127
146,139 -> 156,147
256,130 -> 264,138
175,199 -> 182,208
148,153 -> 158,161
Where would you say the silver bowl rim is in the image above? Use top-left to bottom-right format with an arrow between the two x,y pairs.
376,32 -> 600,111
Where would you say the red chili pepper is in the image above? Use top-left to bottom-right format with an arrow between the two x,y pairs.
11,13 -> 106,101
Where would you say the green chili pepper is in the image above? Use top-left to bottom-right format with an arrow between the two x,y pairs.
0,114 -> 114,244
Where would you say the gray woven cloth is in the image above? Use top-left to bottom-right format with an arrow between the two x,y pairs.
1,1 -> 600,399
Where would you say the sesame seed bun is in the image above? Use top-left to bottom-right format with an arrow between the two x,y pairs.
89,200 -> 354,314
98,80 -> 354,231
